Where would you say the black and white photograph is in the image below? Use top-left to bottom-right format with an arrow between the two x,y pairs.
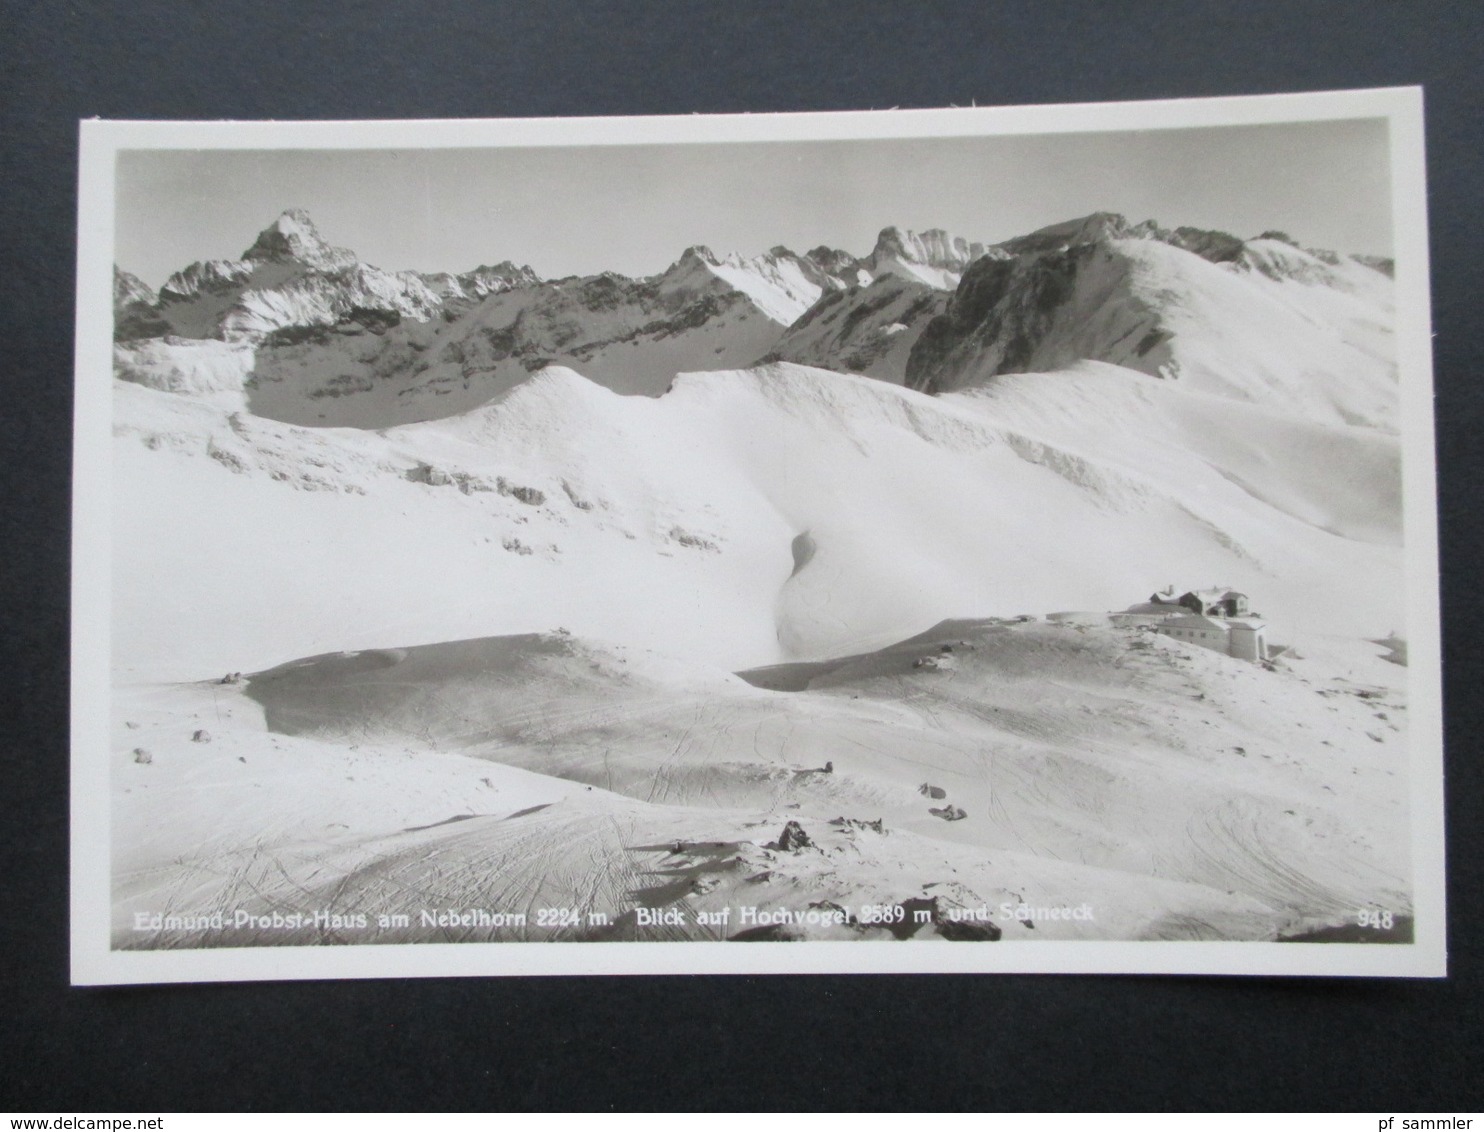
70,88 -> 1443,983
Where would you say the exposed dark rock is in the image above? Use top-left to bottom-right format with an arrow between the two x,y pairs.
113,268 -> 169,341
344,306 -> 401,334
1167,226 -> 1246,263
830,816 -> 885,834
938,917 -> 1003,941
496,478 -> 545,506
769,820 -> 813,852
158,258 -> 256,304
729,923 -> 802,941
263,322 -> 333,349
669,527 -> 719,551
406,463 -> 452,486
905,245 -> 1089,393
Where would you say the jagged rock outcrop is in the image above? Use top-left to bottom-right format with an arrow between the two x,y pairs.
865,225 -> 989,289
906,242 -> 1107,393
804,244 -> 870,285
157,258 -> 255,305
113,267 -> 168,341
770,820 -> 814,852
114,266 -> 155,310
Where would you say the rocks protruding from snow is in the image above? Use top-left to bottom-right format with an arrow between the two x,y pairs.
937,916 -> 1003,941
241,208 -> 358,271
770,820 -> 814,852
906,246 -> 1097,393
1352,253 -> 1395,278
418,262 -> 542,302
997,212 -> 1160,257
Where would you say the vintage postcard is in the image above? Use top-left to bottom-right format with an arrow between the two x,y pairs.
71,87 -> 1444,983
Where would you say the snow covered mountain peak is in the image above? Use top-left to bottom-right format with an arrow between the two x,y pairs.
114,266 -> 155,309
999,212 -> 1162,256
661,244 -> 844,326
867,225 -> 988,289
241,208 -> 357,270
113,205 -> 1395,436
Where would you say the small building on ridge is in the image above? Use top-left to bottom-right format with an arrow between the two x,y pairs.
1148,585 -> 1250,618
1155,613 -> 1268,662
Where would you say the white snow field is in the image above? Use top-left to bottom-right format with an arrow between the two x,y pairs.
107,209 -> 1412,948
112,357 -> 1401,682
112,619 -> 1409,947
109,352 -> 1410,947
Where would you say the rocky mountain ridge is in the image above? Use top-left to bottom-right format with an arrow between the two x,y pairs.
902,213 -> 1397,430
114,208 -> 1393,428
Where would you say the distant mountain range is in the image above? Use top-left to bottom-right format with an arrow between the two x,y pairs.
114,207 -> 1393,430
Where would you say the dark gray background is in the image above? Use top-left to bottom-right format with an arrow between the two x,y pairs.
2,0 -> 1480,1111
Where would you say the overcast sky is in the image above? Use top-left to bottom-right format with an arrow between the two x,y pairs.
116,117 -> 1392,289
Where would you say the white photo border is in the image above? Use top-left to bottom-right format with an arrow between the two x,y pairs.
71,86 -> 1444,984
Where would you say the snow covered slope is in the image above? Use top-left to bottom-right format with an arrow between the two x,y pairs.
113,617 -> 1410,946
112,358 -> 1401,683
